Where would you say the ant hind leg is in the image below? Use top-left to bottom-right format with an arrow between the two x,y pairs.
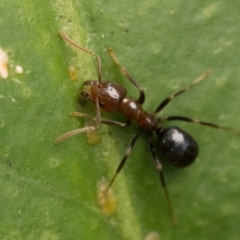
105,130 -> 142,192
159,115 -> 240,134
148,134 -> 178,225
154,70 -> 211,114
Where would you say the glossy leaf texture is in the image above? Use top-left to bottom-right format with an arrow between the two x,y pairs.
0,0 -> 240,239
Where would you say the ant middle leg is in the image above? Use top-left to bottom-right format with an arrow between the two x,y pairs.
148,134 -> 177,225
71,111 -> 130,127
60,31 -> 102,83
154,70 -> 211,114
108,48 -> 145,104
106,130 -> 142,192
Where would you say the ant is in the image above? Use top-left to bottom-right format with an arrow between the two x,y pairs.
56,31 -> 239,224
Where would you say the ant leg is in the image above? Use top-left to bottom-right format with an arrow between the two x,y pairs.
108,48 -> 145,104
60,31 -> 102,83
154,70 -> 211,114
71,111 -> 130,127
55,97 -> 101,143
106,131 -> 141,192
148,134 -> 177,225
159,116 -> 240,134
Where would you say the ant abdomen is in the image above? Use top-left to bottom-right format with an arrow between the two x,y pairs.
157,127 -> 198,167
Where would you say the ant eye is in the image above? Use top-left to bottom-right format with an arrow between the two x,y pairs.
81,90 -> 89,99
157,127 -> 198,167
100,102 -> 105,107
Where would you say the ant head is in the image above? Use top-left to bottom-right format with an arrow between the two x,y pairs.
80,80 -> 127,112
80,80 -> 97,100
156,127 -> 198,167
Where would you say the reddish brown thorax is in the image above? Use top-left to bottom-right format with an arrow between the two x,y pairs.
81,80 -> 158,131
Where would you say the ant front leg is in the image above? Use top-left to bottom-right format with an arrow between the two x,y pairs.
55,97 -> 101,143
108,48 -> 145,104
148,134 -> 177,225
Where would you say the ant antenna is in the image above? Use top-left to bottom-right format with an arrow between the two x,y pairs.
59,31 -> 102,83
55,96 -> 101,143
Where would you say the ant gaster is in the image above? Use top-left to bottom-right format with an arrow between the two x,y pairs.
56,31 -> 239,224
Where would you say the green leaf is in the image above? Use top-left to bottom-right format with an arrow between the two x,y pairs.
1,0 -> 240,239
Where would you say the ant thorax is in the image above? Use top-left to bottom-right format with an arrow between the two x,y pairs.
122,98 -> 158,131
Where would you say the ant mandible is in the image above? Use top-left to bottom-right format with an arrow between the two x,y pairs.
56,31 -> 239,224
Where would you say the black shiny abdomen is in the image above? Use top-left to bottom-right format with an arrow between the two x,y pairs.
157,127 -> 198,167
